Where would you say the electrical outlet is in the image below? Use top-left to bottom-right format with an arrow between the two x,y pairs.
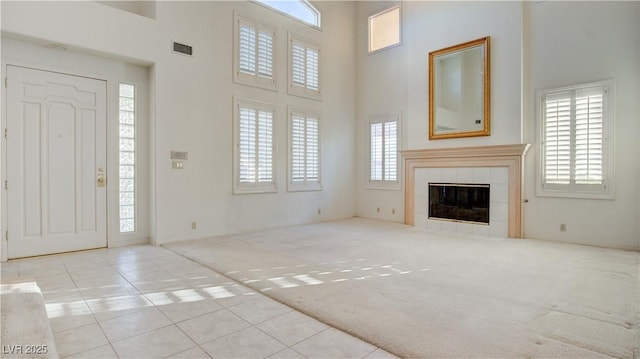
191,222 -> 197,230
317,209 -> 321,215
392,208 -> 396,215
560,224 -> 566,232
376,207 -> 380,213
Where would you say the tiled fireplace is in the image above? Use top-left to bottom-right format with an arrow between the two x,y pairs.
400,144 -> 530,238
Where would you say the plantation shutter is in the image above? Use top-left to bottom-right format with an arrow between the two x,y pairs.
289,36 -> 320,97
239,23 -> 256,75
370,123 -> 383,181
541,82 -> 609,195
239,107 -> 257,183
543,92 -> 572,185
291,114 -> 305,182
574,87 -> 604,185
384,121 -> 397,181
257,30 -> 273,79
306,117 -> 319,181
238,104 -> 273,186
306,47 -> 319,91
370,119 -> 398,183
291,113 -> 319,184
235,16 -> 275,89
291,41 -> 306,88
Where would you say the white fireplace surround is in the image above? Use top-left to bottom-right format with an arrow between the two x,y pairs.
400,144 -> 530,238
415,167 -> 509,237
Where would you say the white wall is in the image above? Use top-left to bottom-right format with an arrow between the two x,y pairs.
356,1 -> 523,221
1,1 -> 357,246
356,1 -> 639,250
522,1 -> 640,250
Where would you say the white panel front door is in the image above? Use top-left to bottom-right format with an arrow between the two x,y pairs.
6,65 -> 107,259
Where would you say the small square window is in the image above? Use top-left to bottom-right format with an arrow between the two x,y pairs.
368,5 -> 401,54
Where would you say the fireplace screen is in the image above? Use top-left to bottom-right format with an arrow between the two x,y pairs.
429,183 -> 490,224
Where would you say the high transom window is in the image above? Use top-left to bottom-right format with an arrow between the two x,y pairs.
256,0 -> 321,28
537,79 -> 614,199
368,5 -> 401,53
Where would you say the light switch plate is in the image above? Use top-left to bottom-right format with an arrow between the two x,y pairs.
171,151 -> 188,160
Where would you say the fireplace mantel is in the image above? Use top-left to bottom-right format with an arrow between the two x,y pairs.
400,144 -> 530,238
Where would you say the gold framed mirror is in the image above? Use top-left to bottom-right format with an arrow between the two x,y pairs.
429,36 -> 490,140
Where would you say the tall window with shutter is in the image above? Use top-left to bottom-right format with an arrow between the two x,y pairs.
289,110 -> 321,191
234,14 -> 276,90
233,99 -> 276,194
369,114 -> 400,188
288,33 -> 320,99
538,80 -> 614,199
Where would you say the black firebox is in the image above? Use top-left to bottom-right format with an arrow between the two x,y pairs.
429,183 -> 490,224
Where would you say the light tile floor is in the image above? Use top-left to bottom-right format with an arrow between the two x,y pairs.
1,245 -> 396,359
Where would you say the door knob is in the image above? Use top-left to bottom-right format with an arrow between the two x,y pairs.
97,169 -> 106,187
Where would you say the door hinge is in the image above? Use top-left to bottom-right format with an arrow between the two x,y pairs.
4,128 -> 7,139
5,230 -> 7,241
4,180 -> 7,190
4,78 -> 7,88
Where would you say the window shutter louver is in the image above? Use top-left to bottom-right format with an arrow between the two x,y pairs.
239,108 -> 256,183
236,101 -> 275,192
306,48 -> 319,91
574,88 -> 603,185
306,117 -> 319,180
539,81 -> 611,198
370,123 -> 383,182
257,30 -> 273,79
290,113 -> 319,186
543,92 -> 572,185
292,42 -> 306,87
239,24 -> 256,75
370,118 -> 398,184
291,115 -> 305,182
384,121 -> 397,181
289,35 -> 321,98
235,16 -> 275,90
257,110 -> 273,183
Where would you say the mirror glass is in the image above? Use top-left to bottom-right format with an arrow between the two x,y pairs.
429,37 -> 490,139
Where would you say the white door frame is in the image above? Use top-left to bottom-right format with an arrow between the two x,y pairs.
1,60 -> 112,261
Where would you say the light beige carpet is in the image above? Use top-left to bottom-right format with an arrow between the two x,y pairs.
165,218 -> 639,358
0,281 -> 58,358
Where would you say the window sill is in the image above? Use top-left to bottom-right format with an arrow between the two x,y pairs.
536,189 -> 615,201
366,182 -> 401,191
233,185 -> 278,195
288,182 -> 322,192
288,87 -> 322,101
233,77 -> 277,92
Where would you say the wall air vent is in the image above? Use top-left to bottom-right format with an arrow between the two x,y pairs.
172,42 -> 193,56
